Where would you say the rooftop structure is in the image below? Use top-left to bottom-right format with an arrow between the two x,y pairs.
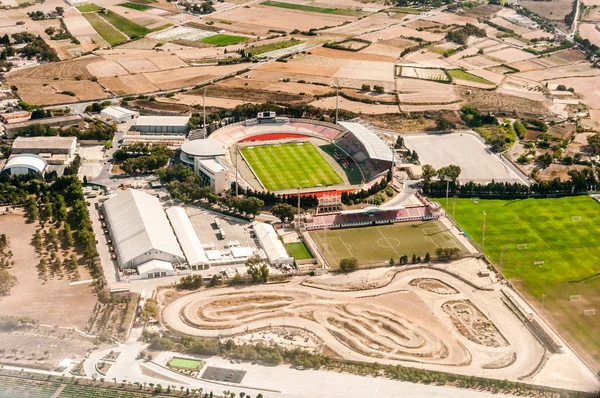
11,136 -> 77,165
338,121 -> 394,162
253,223 -> 294,266
5,114 -> 83,137
181,139 -> 226,158
2,154 -> 47,175
134,116 -> 190,135
166,207 -> 209,269
103,189 -> 184,270
101,106 -> 138,123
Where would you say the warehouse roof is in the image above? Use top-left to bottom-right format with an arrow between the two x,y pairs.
137,260 -> 174,275
253,223 -> 292,264
338,121 -> 393,162
135,116 -> 190,127
166,207 -> 208,266
3,154 -> 47,174
13,136 -> 76,150
103,189 -> 183,267
101,106 -> 137,119
181,139 -> 226,157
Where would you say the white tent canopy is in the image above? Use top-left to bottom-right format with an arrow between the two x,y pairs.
253,223 -> 293,266
166,207 -> 209,266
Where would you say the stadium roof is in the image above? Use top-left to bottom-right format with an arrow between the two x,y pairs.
166,207 -> 208,266
340,205 -> 404,215
338,121 -> 393,162
135,116 -> 190,127
13,136 -> 76,150
254,223 -> 292,264
3,154 -> 47,174
103,189 -> 183,267
181,139 -> 226,157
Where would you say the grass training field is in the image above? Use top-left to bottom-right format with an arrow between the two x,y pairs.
444,196 -> 600,368
241,142 -> 343,191
261,0 -> 366,16
77,3 -> 103,12
309,220 -> 466,267
285,242 -> 313,260
448,69 -> 495,85
119,2 -> 150,10
83,13 -> 127,46
168,357 -> 204,369
100,10 -> 150,38
200,34 -> 249,46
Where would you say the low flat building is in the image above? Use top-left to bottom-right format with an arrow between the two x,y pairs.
134,116 -> 190,135
254,223 -> 294,266
5,114 -> 83,137
2,154 -> 47,176
12,136 -> 77,165
101,106 -> 138,123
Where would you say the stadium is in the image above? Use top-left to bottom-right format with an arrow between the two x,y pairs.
189,112 -> 396,196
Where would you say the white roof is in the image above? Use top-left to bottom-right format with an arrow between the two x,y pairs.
338,121 -> 393,162
253,223 -> 292,264
103,189 -> 184,267
181,139 -> 226,157
166,207 -> 208,266
13,136 -> 76,150
3,154 -> 47,173
135,116 -> 190,127
101,106 -> 137,119
197,158 -> 228,174
205,250 -> 221,261
231,246 -> 254,258
137,259 -> 174,275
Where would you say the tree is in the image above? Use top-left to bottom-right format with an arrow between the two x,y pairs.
435,117 -> 456,131
373,85 -> 384,94
179,274 -> 203,290
361,84 -> 370,92
271,203 -> 296,222
424,252 -> 431,263
26,196 -> 38,221
0,270 -> 18,296
339,257 -> 358,273
247,257 -> 269,283
536,153 -> 553,169
411,254 -> 417,264
437,165 -> 461,183
389,257 -> 395,266
422,164 -> 436,184
63,223 -> 74,248
587,133 -> 600,155
141,299 -> 159,322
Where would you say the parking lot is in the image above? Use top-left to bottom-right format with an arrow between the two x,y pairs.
186,206 -> 257,250
201,366 -> 247,384
402,132 -> 528,184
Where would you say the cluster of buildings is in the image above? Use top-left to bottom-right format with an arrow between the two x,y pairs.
1,136 -> 77,176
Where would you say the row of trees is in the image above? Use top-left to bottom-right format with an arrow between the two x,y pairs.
15,120 -> 116,141
114,143 -> 172,175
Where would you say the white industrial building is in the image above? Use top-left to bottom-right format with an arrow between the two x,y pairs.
180,139 -> 230,194
12,136 -> 77,165
166,207 -> 209,270
134,116 -> 190,135
101,106 -> 138,123
253,223 -> 294,266
2,154 -> 47,176
103,189 -> 185,277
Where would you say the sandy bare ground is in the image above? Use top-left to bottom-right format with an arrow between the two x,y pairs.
175,94 -> 249,107
255,62 -> 339,77
310,96 -> 399,114
161,265 -> 599,392
310,46 -> 397,63
579,23 -> 600,47
515,62 -> 600,82
396,78 -> 458,104
497,77 -> 546,102
424,12 -> 479,26
361,25 -> 444,42
321,13 -> 398,38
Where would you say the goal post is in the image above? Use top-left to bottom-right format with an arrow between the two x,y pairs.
584,309 -> 595,316
533,261 -> 544,266
572,216 -> 582,221
516,244 -> 527,249
570,295 -> 582,301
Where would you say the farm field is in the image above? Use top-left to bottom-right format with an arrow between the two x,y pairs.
119,2 -> 150,11
200,34 -> 249,46
448,69 -> 495,85
261,0 -> 367,16
77,3 -> 103,12
309,220 -> 467,267
444,196 -> 600,370
240,142 -> 343,191
99,10 -> 150,38
285,242 -> 313,260
83,13 -> 127,46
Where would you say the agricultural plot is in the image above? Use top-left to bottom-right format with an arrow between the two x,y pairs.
148,26 -> 216,41
445,196 -> 600,369
240,142 -> 343,191
77,3 -> 103,12
99,10 -> 150,38
309,220 -> 466,266
200,34 -> 249,46
397,66 -> 449,82
448,69 -> 495,85
83,13 -> 127,46
261,0 -> 367,16
119,2 -> 150,11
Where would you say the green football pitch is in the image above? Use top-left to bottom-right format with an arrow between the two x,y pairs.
168,357 -> 204,369
309,220 -> 467,266
441,196 -> 600,367
240,142 -> 344,191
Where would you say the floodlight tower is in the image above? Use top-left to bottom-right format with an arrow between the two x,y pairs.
334,78 -> 339,124
481,211 -> 487,253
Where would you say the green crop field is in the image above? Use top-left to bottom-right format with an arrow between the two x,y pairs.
100,10 -> 149,38
246,38 -> 304,56
83,13 -> 127,46
241,142 -> 344,191
77,3 -> 103,12
118,2 -> 150,10
442,196 -> 600,368
200,34 -> 249,46
286,242 -> 313,260
448,69 -> 495,85
261,0 -> 366,16
168,357 -> 204,369
309,220 -> 467,267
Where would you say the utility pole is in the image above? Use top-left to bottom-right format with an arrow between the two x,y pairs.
445,180 -> 449,211
235,145 -> 239,197
297,188 -> 301,219
453,195 -> 456,220
335,80 -> 339,125
482,211 -> 487,253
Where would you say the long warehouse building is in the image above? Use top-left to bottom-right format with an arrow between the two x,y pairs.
103,189 -> 185,278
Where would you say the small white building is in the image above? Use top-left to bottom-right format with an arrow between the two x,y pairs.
2,154 -> 47,176
196,158 -> 230,194
137,259 -> 175,279
253,223 -> 294,266
134,116 -> 190,135
101,106 -> 138,123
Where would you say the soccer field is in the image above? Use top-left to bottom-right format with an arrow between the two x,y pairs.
309,220 -> 467,266
241,142 -> 344,191
168,357 -> 204,369
443,196 -> 600,369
